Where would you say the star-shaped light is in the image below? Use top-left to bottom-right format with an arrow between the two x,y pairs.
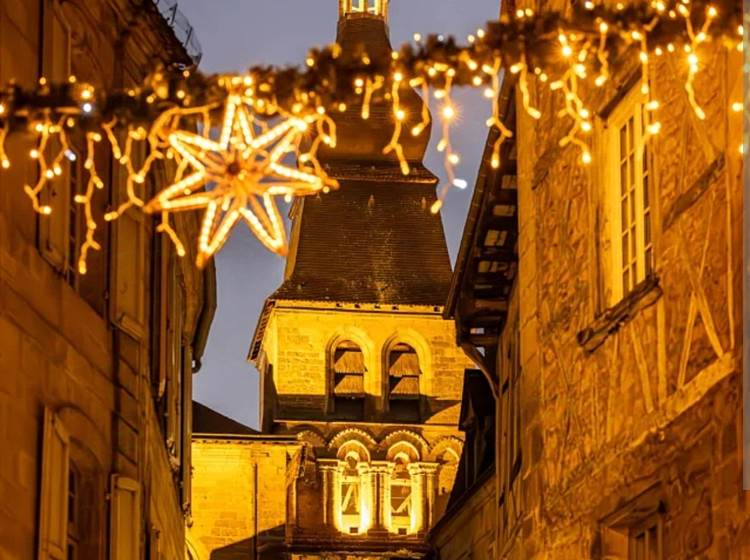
146,92 -> 335,266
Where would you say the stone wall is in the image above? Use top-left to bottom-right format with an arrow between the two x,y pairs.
0,1 -> 209,558
431,475 -> 496,560
261,303 -> 471,427
513,0 -> 745,556
190,438 -> 301,559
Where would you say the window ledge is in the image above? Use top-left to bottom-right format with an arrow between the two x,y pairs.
577,275 -> 662,353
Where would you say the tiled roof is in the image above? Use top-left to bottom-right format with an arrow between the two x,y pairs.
192,401 -> 258,436
273,176 -> 453,306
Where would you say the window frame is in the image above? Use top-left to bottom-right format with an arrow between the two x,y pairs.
600,486 -> 665,560
628,513 -> 663,560
388,458 -> 413,534
339,455 -> 364,534
38,0 -> 73,272
109,136 -> 147,339
605,82 -> 655,304
385,342 -> 421,421
328,340 -> 366,419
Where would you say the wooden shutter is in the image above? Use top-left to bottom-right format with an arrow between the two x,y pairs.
388,344 -> 420,399
165,261 -> 183,460
111,141 -> 146,338
39,2 -> 71,268
333,342 -> 365,397
38,408 -> 70,560
110,475 -> 141,560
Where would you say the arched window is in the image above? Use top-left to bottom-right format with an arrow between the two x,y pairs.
331,340 -> 366,420
389,453 -> 413,535
387,343 -> 421,422
340,451 -> 363,533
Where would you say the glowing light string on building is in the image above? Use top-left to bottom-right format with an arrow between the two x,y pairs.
145,87 -> 337,266
0,0 -> 741,270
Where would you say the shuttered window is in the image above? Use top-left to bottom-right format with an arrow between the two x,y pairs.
38,409 -> 70,560
333,341 -> 365,397
111,140 -> 146,338
110,475 -> 140,560
330,341 -> 365,420
388,344 -> 420,400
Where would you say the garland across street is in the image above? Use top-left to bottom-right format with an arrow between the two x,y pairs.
0,0 -> 742,268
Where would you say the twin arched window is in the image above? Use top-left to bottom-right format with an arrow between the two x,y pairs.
329,339 -> 422,421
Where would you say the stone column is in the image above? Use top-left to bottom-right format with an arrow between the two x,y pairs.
356,462 -> 374,533
369,461 -> 392,534
408,463 -> 438,535
407,463 -> 426,534
421,463 -> 438,530
318,459 -> 340,532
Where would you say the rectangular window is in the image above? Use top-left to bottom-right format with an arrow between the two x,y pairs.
607,84 -> 653,301
629,516 -> 662,560
601,489 -> 664,560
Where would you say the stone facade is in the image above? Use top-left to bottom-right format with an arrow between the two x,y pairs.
0,1 -> 213,559
189,436 -> 302,559
438,0 -> 745,557
258,303 -> 467,428
189,298 -> 470,560
508,0 -> 745,557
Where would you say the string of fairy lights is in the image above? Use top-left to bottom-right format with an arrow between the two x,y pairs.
0,0 -> 742,269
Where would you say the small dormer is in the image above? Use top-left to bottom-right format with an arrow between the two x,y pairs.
339,0 -> 388,20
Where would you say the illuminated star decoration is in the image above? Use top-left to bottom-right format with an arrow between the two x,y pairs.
145,92 -> 336,267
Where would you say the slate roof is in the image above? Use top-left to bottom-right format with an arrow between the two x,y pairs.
273,177 -> 453,306
457,369 -> 496,427
192,401 -> 258,436
445,369 -> 496,512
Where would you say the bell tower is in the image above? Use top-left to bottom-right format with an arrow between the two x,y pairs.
247,0 -> 470,554
339,0 -> 389,18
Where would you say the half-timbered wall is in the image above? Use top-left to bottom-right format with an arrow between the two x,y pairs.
513,0 -> 744,556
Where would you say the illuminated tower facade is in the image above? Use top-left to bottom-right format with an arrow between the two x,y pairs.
248,0 -> 470,556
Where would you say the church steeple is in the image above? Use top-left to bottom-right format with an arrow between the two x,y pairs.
272,0 -> 451,306
244,5 -> 467,548
314,0 -> 430,167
